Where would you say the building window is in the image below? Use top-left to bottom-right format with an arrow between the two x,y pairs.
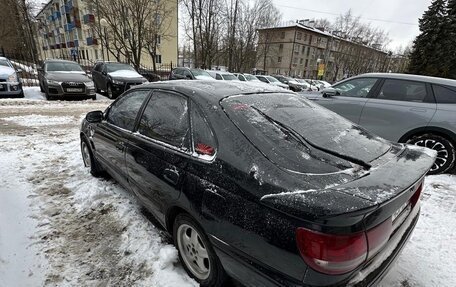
302,45 -> 305,54
281,31 -> 285,39
155,54 -> 162,64
305,59 -> 309,67
300,58 -> 303,65
306,47 -> 311,57
156,34 -> 161,45
309,35 -> 313,45
278,56 -> 282,63
297,32 -> 302,40
293,57 -> 298,64
279,43 -> 283,52
303,34 -> 307,42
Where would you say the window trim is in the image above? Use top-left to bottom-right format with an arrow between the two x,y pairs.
133,89 -> 193,155
188,100 -> 218,162
104,88 -> 153,132
332,77 -> 381,99
370,78 -> 436,103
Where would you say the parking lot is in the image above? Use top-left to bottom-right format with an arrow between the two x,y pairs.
0,88 -> 455,286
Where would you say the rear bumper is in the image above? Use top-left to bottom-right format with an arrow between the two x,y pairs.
211,203 -> 420,287
350,205 -> 420,287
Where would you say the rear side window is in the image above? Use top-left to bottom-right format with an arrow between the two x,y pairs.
334,78 -> 377,98
432,85 -> 456,103
191,104 -> 216,157
107,90 -> 149,130
257,76 -> 267,83
377,79 -> 427,102
215,74 -> 223,80
138,91 -> 189,149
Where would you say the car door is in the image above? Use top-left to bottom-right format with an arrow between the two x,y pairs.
125,90 -> 190,223
311,77 -> 379,124
92,62 -> 103,89
359,78 -> 437,142
92,89 -> 150,186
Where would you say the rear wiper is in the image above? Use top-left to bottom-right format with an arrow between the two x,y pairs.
251,106 -> 372,170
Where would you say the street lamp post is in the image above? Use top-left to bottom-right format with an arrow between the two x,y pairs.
100,18 -> 109,61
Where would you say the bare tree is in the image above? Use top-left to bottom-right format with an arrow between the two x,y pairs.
144,0 -> 176,72
88,0 -> 157,69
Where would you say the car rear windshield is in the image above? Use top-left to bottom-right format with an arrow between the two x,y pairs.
222,74 -> 238,81
221,93 -> 391,174
266,76 -> 279,83
107,63 -> 135,73
47,62 -> 83,72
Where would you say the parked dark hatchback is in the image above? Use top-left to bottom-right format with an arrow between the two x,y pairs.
80,81 -> 435,287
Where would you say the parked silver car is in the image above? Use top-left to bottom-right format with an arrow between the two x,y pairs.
301,73 -> 456,174
0,57 -> 24,98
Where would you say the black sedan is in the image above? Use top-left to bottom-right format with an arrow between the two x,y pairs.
80,81 -> 435,287
91,61 -> 148,99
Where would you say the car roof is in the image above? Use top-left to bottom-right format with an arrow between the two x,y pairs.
206,70 -> 234,75
133,80 -> 293,104
354,73 -> 456,86
44,59 -> 79,64
0,57 -> 8,60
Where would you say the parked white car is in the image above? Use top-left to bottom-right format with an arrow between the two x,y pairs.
207,70 -> 239,81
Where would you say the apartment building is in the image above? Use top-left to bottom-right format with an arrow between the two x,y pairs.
35,0 -> 178,67
256,20 -> 388,82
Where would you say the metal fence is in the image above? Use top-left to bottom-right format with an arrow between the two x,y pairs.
1,52 -> 174,87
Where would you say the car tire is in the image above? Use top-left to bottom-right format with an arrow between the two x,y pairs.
39,82 -> 44,92
44,89 -> 53,101
80,137 -> 105,177
106,83 -> 114,99
407,133 -> 456,175
173,214 -> 227,287
94,82 -> 101,94
18,90 -> 24,98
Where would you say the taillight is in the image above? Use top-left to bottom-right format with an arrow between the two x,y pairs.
366,218 -> 392,259
195,143 -> 215,156
296,228 -> 368,275
297,220 -> 394,275
410,182 -> 423,206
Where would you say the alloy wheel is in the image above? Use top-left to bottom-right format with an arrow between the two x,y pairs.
412,139 -> 449,172
176,224 -> 211,280
81,140 -> 92,168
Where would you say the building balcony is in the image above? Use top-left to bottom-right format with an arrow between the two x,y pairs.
61,43 -> 67,48
65,22 -> 74,32
53,11 -> 61,20
86,37 -> 99,46
74,40 -> 79,47
74,19 -> 81,28
50,45 -> 55,50
55,44 -> 61,49
66,0 -> 73,10
67,41 -> 75,48
83,14 -> 95,24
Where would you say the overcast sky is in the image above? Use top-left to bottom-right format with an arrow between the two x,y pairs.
272,0 -> 433,51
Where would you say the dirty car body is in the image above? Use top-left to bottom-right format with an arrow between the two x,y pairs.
80,81 -> 435,286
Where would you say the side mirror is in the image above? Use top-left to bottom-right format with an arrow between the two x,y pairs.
321,87 -> 338,98
86,110 -> 103,123
102,71 -> 107,76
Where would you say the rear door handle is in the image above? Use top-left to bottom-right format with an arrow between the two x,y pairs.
163,168 -> 180,186
115,141 -> 125,151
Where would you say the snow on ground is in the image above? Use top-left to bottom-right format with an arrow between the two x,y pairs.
0,97 -> 196,287
0,94 -> 455,287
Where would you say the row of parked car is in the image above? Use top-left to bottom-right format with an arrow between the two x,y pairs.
169,67 -> 331,92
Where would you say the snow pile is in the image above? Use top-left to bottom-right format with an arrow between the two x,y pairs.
381,175 -> 456,286
0,99 -> 196,286
2,114 -> 76,127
